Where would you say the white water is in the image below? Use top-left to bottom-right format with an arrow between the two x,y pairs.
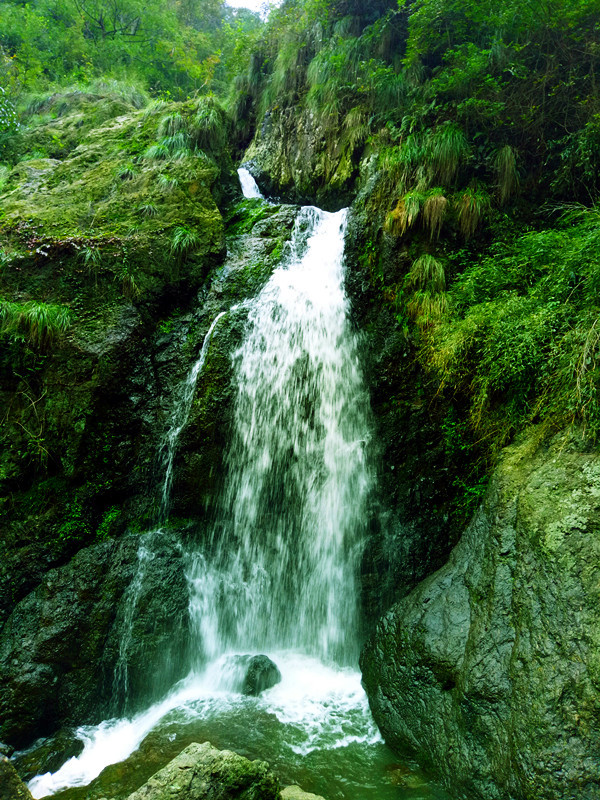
29,654 -> 381,798
237,166 -> 264,199
29,178 -> 380,798
157,310 -> 228,522
188,206 -> 372,665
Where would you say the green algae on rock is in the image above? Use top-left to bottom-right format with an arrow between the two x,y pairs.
125,742 -> 280,800
361,428 -> 600,800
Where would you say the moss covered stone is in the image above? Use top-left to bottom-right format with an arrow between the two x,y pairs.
361,427 -> 600,800
125,742 -> 280,800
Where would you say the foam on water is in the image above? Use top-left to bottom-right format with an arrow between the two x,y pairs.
28,654 -> 381,798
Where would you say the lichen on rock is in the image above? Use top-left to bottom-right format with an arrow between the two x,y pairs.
361,428 -> 600,800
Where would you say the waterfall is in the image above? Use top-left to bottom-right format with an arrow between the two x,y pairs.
237,167 -> 264,199
156,310 -> 228,523
28,177 -> 383,800
188,205 -> 373,666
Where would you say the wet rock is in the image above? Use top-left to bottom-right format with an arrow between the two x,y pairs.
0,756 -> 33,800
361,429 -> 600,800
281,786 -> 327,800
0,532 -> 189,748
0,744 -> 14,758
125,741 -> 280,800
244,107 -> 356,209
12,728 -> 83,782
241,655 -> 282,697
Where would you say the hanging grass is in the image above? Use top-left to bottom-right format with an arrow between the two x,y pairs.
0,300 -> 72,348
170,225 -> 200,256
143,142 -> 170,161
455,186 -> 491,238
191,97 -> 228,152
405,253 -> 446,293
495,144 -> 519,204
157,174 -> 179,193
344,106 -> 370,150
406,289 -> 449,329
427,123 -> 470,186
385,190 -> 426,236
158,112 -> 185,138
423,189 -> 449,239
137,202 -> 158,217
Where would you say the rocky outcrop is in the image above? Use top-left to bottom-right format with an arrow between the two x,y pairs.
243,107 -> 359,208
240,655 -> 282,696
361,429 -> 600,800
0,531 -> 188,747
0,756 -> 33,800
125,742 -> 280,800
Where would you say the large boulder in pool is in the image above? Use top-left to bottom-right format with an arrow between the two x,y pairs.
241,655 -> 282,696
126,741 -> 280,800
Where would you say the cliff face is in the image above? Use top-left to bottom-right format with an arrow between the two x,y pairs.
361,429 -> 600,800
0,94 -> 298,746
244,109 -> 600,798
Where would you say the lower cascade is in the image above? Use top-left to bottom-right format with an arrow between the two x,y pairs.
25,190 -> 444,800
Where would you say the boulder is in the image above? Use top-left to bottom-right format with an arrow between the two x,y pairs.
0,757 -> 33,800
361,430 -> 600,800
281,786 -> 327,800
125,742 -> 280,800
241,655 -> 282,697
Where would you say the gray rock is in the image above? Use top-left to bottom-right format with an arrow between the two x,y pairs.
125,741 -> 280,800
0,756 -> 33,800
0,531 -> 189,747
241,655 -> 282,696
281,786 -> 327,800
361,429 -> 600,800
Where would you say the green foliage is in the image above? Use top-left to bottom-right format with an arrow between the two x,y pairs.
57,499 -> 91,543
0,86 -> 19,157
454,185 -> 490,239
191,96 -> 228,151
0,300 -> 72,348
170,224 -> 200,256
96,506 -> 120,540
426,207 -> 600,445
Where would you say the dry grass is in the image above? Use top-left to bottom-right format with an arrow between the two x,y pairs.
423,191 -> 448,239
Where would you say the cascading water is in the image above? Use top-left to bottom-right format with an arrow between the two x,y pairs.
156,310 -> 228,523
26,174 -> 448,800
187,205 -> 372,666
237,166 -> 264,199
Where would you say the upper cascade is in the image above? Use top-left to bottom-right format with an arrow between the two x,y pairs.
238,167 -> 265,199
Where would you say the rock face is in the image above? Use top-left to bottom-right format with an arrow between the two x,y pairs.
361,430 -> 600,800
0,756 -> 33,800
0,531 -> 189,747
240,655 -> 282,696
244,107 -> 358,209
125,742 -> 280,800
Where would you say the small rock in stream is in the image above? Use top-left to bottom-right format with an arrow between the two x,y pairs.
241,655 -> 282,696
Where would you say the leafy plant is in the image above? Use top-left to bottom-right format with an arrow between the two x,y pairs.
0,300 -> 72,348
170,225 -> 200,256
